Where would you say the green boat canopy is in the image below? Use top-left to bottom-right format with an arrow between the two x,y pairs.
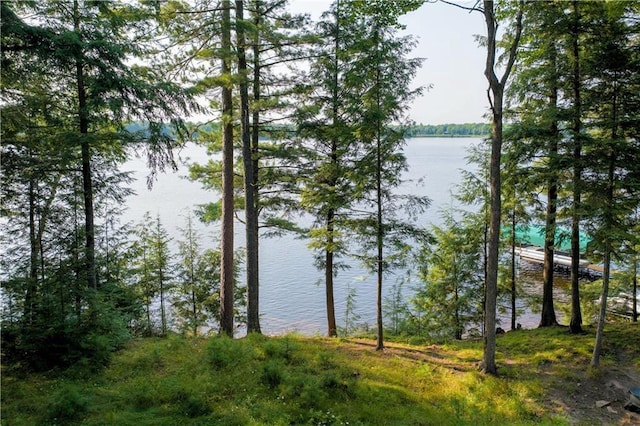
503,225 -> 592,254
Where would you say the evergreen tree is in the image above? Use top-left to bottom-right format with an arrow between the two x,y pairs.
131,212 -> 173,336
174,213 -> 218,336
164,0 -> 310,335
584,0 -> 640,368
414,211 -> 485,341
298,0 -> 362,337
298,0 -> 424,341
344,0 -> 424,350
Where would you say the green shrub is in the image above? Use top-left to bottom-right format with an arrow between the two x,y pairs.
206,335 -> 251,369
2,291 -> 131,373
45,384 -> 89,424
260,359 -> 286,388
181,394 -> 211,418
263,337 -> 298,363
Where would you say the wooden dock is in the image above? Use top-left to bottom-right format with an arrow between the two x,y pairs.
587,263 -> 605,273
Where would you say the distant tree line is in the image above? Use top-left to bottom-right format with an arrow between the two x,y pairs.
406,122 -> 491,137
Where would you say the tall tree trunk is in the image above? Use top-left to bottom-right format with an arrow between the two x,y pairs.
219,0 -> 235,336
569,0 -> 583,333
633,259 -> 638,322
591,152 -> 615,368
483,90 -> 502,375
74,0 -> 97,291
325,210 -> 337,337
375,27 -> 384,351
25,173 -> 38,325
455,261 -> 462,339
238,0 -> 261,334
250,0 -> 263,334
160,270 -> 166,335
541,47 -> 559,327
324,1 -> 341,338
510,210 -> 517,331
481,0 -> 522,375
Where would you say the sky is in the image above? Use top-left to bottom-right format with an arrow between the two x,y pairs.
288,0 -> 489,125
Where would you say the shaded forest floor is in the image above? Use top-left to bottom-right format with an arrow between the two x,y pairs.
2,324 -> 639,425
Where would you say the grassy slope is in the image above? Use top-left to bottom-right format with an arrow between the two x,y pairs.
2,324 -> 639,426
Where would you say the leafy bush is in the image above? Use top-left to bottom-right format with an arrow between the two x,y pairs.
45,384 -> 89,424
181,394 -> 211,418
1,288 -> 132,373
260,359 -> 286,388
206,335 -> 252,368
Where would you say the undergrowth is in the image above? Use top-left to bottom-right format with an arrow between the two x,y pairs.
1,323 -> 638,425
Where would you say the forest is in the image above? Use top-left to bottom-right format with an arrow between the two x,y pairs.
406,122 -> 490,137
1,1 -> 639,418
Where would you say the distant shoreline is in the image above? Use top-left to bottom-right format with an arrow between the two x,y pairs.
409,134 -> 488,138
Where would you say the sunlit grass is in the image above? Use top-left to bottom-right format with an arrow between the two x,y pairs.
2,324 -> 638,425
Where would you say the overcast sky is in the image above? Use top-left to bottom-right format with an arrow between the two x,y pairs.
289,0 -> 489,125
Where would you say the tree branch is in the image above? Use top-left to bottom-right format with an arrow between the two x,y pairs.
438,0 -> 483,14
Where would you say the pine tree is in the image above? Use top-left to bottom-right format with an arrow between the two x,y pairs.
174,213 -> 219,336
414,211 -> 485,341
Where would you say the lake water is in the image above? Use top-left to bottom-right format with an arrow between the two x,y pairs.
121,137 -> 547,335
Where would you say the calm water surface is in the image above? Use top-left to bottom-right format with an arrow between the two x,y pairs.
122,137 -> 548,335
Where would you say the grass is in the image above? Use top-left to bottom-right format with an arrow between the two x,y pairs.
2,323 -> 639,425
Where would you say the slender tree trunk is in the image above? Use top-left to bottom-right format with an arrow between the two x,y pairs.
569,0 -> 583,333
324,1 -> 341,338
591,153 -> 615,368
455,262 -> 462,339
191,285 -> 197,336
481,0 -> 522,375
482,1 -> 501,374
633,257 -> 638,322
483,92 -> 502,375
74,0 -> 97,291
160,271 -> 166,335
540,39 -> 559,327
219,0 -> 235,336
510,210 -> 517,331
375,29 -> 384,351
25,174 -> 39,325
326,209 -> 337,337
482,209 -> 488,337
250,0 -> 263,334
238,0 -> 261,334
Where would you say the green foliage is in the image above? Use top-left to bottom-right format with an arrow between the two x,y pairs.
260,359 -> 286,388
1,287 -> 131,373
407,123 -> 491,137
6,327 -> 639,425
173,213 -> 219,336
45,384 -> 90,424
339,280 -> 362,337
411,211 -> 485,341
130,212 -> 173,336
206,335 -> 252,369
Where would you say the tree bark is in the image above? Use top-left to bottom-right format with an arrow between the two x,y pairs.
324,1 -> 341,338
325,209 -> 337,337
25,174 -> 38,324
569,0 -> 583,333
510,211 -> 517,331
238,0 -> 261,334
74,0 -> 97,291
633,257 -> 638,322
591,153 -> 615,368
481,0 -> 522,375
219,0 -> 235,337
375,31 -> 384,351
541,48 -> 559,327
